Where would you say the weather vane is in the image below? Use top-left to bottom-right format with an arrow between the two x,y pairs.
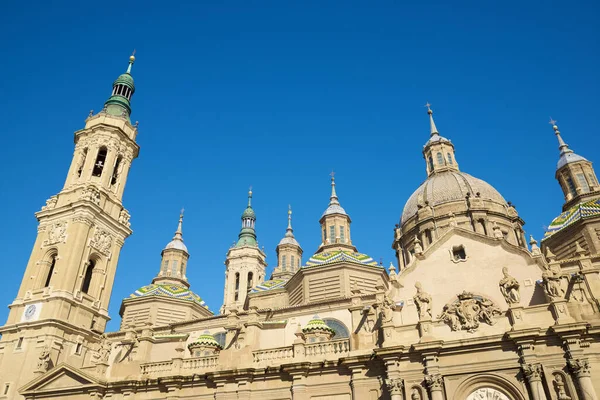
425,102 -> 432,111
549,117 -> 557,126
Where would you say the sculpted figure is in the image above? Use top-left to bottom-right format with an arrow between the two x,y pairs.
542,266 -> 567,300
499,267 -> 520,305
553,374 -> 571,400
37,346 -> 51,372
411,388 -> 421,400
414,239 -> 423,255
98,335 -> 111,363
438,292 -> 501,333
380,294 -> 396,323
413,282 -> 432,320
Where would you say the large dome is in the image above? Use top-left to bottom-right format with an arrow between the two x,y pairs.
401,171 -> 507,224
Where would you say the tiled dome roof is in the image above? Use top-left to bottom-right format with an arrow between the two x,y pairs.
188,331 -> 222,350
305,250 -> 379,268
401,171 -> 506,224
543,198 -> 600,240
130,284 -> 207,308
302,315 -> 336,334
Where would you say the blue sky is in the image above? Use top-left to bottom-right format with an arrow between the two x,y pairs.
0,1 -> 598,331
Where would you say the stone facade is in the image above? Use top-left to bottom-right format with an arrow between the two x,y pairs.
0,58 -> 599,400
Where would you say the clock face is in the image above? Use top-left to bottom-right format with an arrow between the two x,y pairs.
24,304 -> 37,320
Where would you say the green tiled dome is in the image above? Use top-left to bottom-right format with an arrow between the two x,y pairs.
114,72 -> 134,88
303,315 -> 335,334
188,331 -> 222,350
305,250 -> 379,268
130,284 -> 208,309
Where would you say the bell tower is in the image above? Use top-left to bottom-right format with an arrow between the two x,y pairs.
0,54 -> 140,394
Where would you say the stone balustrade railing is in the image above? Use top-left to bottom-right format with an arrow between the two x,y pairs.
140,355 -> 218,377
140,360 -> 173,375
252,346 -> 294,363
252,339 -> 350,364
305,339 -> 350,358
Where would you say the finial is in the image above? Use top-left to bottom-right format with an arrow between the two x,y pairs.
425,102 -> 439,135
248,186 -> 253,207
549,117 -> 572,155
126,50 -> 136,74
287,205 -> 293,231
173,209 -> 184,240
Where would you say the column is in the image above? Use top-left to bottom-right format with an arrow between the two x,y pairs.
100,150 -> 118,188
425,374 -> 444,400
522,363 -> 547,400
291,374 -> 309,400
385,378 -> 404,400
568,358 -> 598,400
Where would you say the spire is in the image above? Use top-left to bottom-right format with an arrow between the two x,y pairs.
248,187 -> 253,207
163,209 -> 188,253
103,53 -> 137,120
550,118 -> 572,156
329,171 -> 340,206
287,205 -> 294,234
426,102 -> 439,136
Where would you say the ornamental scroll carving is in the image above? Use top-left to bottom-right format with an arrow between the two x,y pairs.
567,358 -> 591,377
118,209 -> 131,227
438,291 -> 502,333
90,229 -> 112,256
41,196 -> 58,211
43,222 -> 67,246
80,187 -> 101,205
424,374 -> 443,392
522,363 -> 544,382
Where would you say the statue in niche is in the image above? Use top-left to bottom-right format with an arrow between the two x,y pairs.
498,267 -> 520,305
413,282 -> 432,319
542,266 -> 568,300
411,388 -> 421,400
438,292 -> 502,333
553,374 -> 571,400
413,239 -> 423,255
97,335 -> 112,363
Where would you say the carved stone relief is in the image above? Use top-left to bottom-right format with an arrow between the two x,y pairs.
385,378 -> 403,395
553,373 -> 571,400
41,196 -> 58,211
437,292 -> 502,333
36,346 -> 51,372
424,374 -> 443,392
541,265 -> 568,300
498,267 -> 520,305
80,187 -> 101,205
91,229 -> 113,256
43,222 -> 67,246
119,209 -> 131,227
567,358 -> 591,377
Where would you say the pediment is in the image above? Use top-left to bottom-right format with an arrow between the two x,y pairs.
20,363 -> 104,395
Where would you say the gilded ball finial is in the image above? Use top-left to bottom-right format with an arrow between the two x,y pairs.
129,49 -> 136,63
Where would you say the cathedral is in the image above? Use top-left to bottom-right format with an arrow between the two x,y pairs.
0,55 -> 598,400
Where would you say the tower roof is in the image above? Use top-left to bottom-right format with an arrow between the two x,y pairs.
278,205 -> 301,246
424,103 -> 451,147
236,189 -> 258,247
164,210 -> 188,253
551,119 -> 588,169
321,173 -> 348,218
103,52 -> 137,119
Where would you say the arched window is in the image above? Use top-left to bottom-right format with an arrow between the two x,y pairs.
44,255 -> 57,287
81,260 -> 95,294
425,229 -> 433,246
282,255 -> 287,269
565,176 -> 577,197
576,173 -> 590,193
291,256 -> 295,270
447,153 -> 453,164
428,156 -> 434,171
247,272 -> 253,289
339,226 -> 345,243
234,272 -> 240,301
92,147 -> 107,177
322,318 -> 349,339
214,331 -> 227,348
170,261 -> 178,277
436,152 -> 444,165
111,156 -> 122,186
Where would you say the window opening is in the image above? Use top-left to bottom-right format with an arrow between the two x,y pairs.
92,147 -> 107,177
170,261 -> 178,277
282,255 -> 287,269
234,272 -> 240,301
81,260 -> 95,294
425,229 -> 433,246
588,174 -> 598,186
291,256 -> 295,270
340,226 -> 345,242
3,383 -> 9,395
322,318 -> 350,339
44,255 -> 56,287
111,156 -> 122,186
330,226 -> 335,242
16,337 -> 23,349
247,272 -> 253,289
565,176 -> 577,197
452,245 -> 466,261
447,153 -> 453,164
436,152 -> 444,165
75,343 -> 82,355
428,156 -> 434,171
576,173 -> 590,193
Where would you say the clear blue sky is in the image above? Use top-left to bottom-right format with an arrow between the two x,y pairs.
0,1 -> 598,331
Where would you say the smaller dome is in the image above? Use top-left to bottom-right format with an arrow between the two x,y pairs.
557,152 -> 588,169
302,315 -> 336,335
278,236 -> 300,246
188,331 -> 222,350
114,73 -> 134,88
242,207 -> 256,219
321,204 -> 347,218
164,239 -> 188,252
130,284 -> 207,308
